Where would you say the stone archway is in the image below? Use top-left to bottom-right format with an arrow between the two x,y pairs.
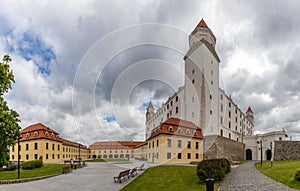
246,149 -> 252,160
266,149 -> 272,160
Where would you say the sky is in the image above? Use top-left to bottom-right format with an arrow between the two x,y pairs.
0,0 -> 300,145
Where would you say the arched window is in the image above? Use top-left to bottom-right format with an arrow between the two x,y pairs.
26,133 -> 30,138
34,131 -> 39,137
168,126 -> 173,132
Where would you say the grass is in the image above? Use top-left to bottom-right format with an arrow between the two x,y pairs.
0,164 -> 64,180
255,160 -> 300,190
121,165 -> 218,191
239,160 -> 248,165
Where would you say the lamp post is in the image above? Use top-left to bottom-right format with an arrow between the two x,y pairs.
270,142 -> 273,167
78,144 -> 80,160
17,134 -> 21,179
257,140 -> 262,166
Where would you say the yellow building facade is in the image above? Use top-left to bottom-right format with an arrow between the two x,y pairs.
146,118 -> 204,163
9,123 -> 90,163
89,141 -> 144,159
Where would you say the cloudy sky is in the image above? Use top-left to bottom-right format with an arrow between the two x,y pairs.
0,0 -> 299,145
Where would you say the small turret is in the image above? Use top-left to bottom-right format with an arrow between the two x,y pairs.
146,102 -> 155,122
189,18 -> 216,48
246,106 -> 254,125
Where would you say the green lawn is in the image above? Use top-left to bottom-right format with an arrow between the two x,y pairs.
255,160 -> 300,190
0,164 -> 64,180
121,165 -> 218,191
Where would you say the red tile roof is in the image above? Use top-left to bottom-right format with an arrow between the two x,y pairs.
148,118 -> 203,140
197,18 -> 208,28
246,106 -> 253,113
89,141 -> 145,150
22,123 -> 59,134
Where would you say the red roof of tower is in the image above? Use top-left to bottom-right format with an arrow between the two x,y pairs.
148,102 -> 154,109
246,106 -> 253,113
197,19 -> 208,28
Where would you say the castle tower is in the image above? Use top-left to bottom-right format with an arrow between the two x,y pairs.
184,19 -> 220,136
145,102 -> 155,139
146,102 -> 155,121
246,106 -> 254,125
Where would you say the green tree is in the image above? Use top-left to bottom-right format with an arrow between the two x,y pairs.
0,55 -> 20,167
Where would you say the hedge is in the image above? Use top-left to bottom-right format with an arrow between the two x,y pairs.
196,158 -> 231,183
21,159 -> 43,170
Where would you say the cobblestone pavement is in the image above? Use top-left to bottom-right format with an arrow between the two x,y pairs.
219,161 -> 297,191
0,160 -> 152,191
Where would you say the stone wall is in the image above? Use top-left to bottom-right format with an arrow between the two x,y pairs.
274,141 -> 300,160
204,135 -> 245,161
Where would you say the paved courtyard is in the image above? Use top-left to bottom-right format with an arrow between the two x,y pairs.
219,161 -> 297,191
0,160 -> 151,191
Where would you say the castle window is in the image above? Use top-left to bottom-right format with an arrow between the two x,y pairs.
229,133 -> 231,139
187,141 -> 191,149
178,128 -> 182,134
192,112 -> 194,118
167,152 -> 171,159
34,142 -> 38,150
177,153 -> 182,159
156,139 -> 159,147
210,95 -> 212,100
196,153 -> 199,159
220,116 -> 223,124
51,133 -> 54,137
235,126 -> 237,131
168,126 -> 173,132
196,142 -> 199,149
192,79 -> 195,84
186,129 -> 190,135
193,130 -> 197,136
220,94 -> 223,100
176,107 -> 179,114
229,122 -> 231,129
177,140 -> 182,148
176,96 -> 178,102
220,104 -> 223,112
46,143 -> 49,150
167,139 -> 172,148
235,117 -> 238,123
192,69 -> 195,74
211,61 -> 213,64
192,97 -> 194,102
220,129 -> 223,136
229,102 -> 231,107
26,133 -> 30,138
170,111 -> 172,116
211,81 -> 213,85
26,144 -> 29,150
171,101 -> 173,106
34,131 -> 38,137
229,111 -> 231,118
210,110 -> 212,115
167,104 -> 169,109
167,113 -> 170,118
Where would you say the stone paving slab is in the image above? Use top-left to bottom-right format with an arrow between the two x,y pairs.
219,161 -> 298,191
0,160 -> 148,191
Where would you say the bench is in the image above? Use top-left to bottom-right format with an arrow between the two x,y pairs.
64,160 -> 72,164
130,168 -> 137,177
137,163 -> 145,171
62,166 -> 72,174
113,169 -> 130,183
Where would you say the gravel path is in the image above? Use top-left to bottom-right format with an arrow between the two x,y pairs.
219,161 -> 298,191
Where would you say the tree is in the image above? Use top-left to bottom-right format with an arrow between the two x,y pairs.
0,55 -> 20,167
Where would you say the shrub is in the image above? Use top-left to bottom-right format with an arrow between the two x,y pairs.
295,170 -> 300,181
21,159 -> 43,170
4,164 -> 17,171
197,158 -> 231,183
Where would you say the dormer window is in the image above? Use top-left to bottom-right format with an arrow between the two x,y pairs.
177,128 -> 182,134
26,133 -> 30,138
45,131 -> 49,137
34,131 -> 39,137
193,130 -> 197,136
56,135 -> 59,139
186,129 -> 190,135
168,126 -> 173,132
51,133 -> 54,137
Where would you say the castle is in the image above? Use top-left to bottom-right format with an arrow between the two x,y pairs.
146,19 -> 254,144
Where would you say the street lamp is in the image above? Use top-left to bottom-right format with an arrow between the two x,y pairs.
257,140 -> 262,166
17,134 -> 21,179
270,142 -> 273,167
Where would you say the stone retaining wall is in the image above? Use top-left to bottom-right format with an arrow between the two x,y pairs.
0,173 -> 61,184
204,135 -> 245,161
274,141 -> 300,160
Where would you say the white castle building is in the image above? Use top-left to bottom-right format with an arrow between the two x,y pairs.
146,19 -> 254,143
